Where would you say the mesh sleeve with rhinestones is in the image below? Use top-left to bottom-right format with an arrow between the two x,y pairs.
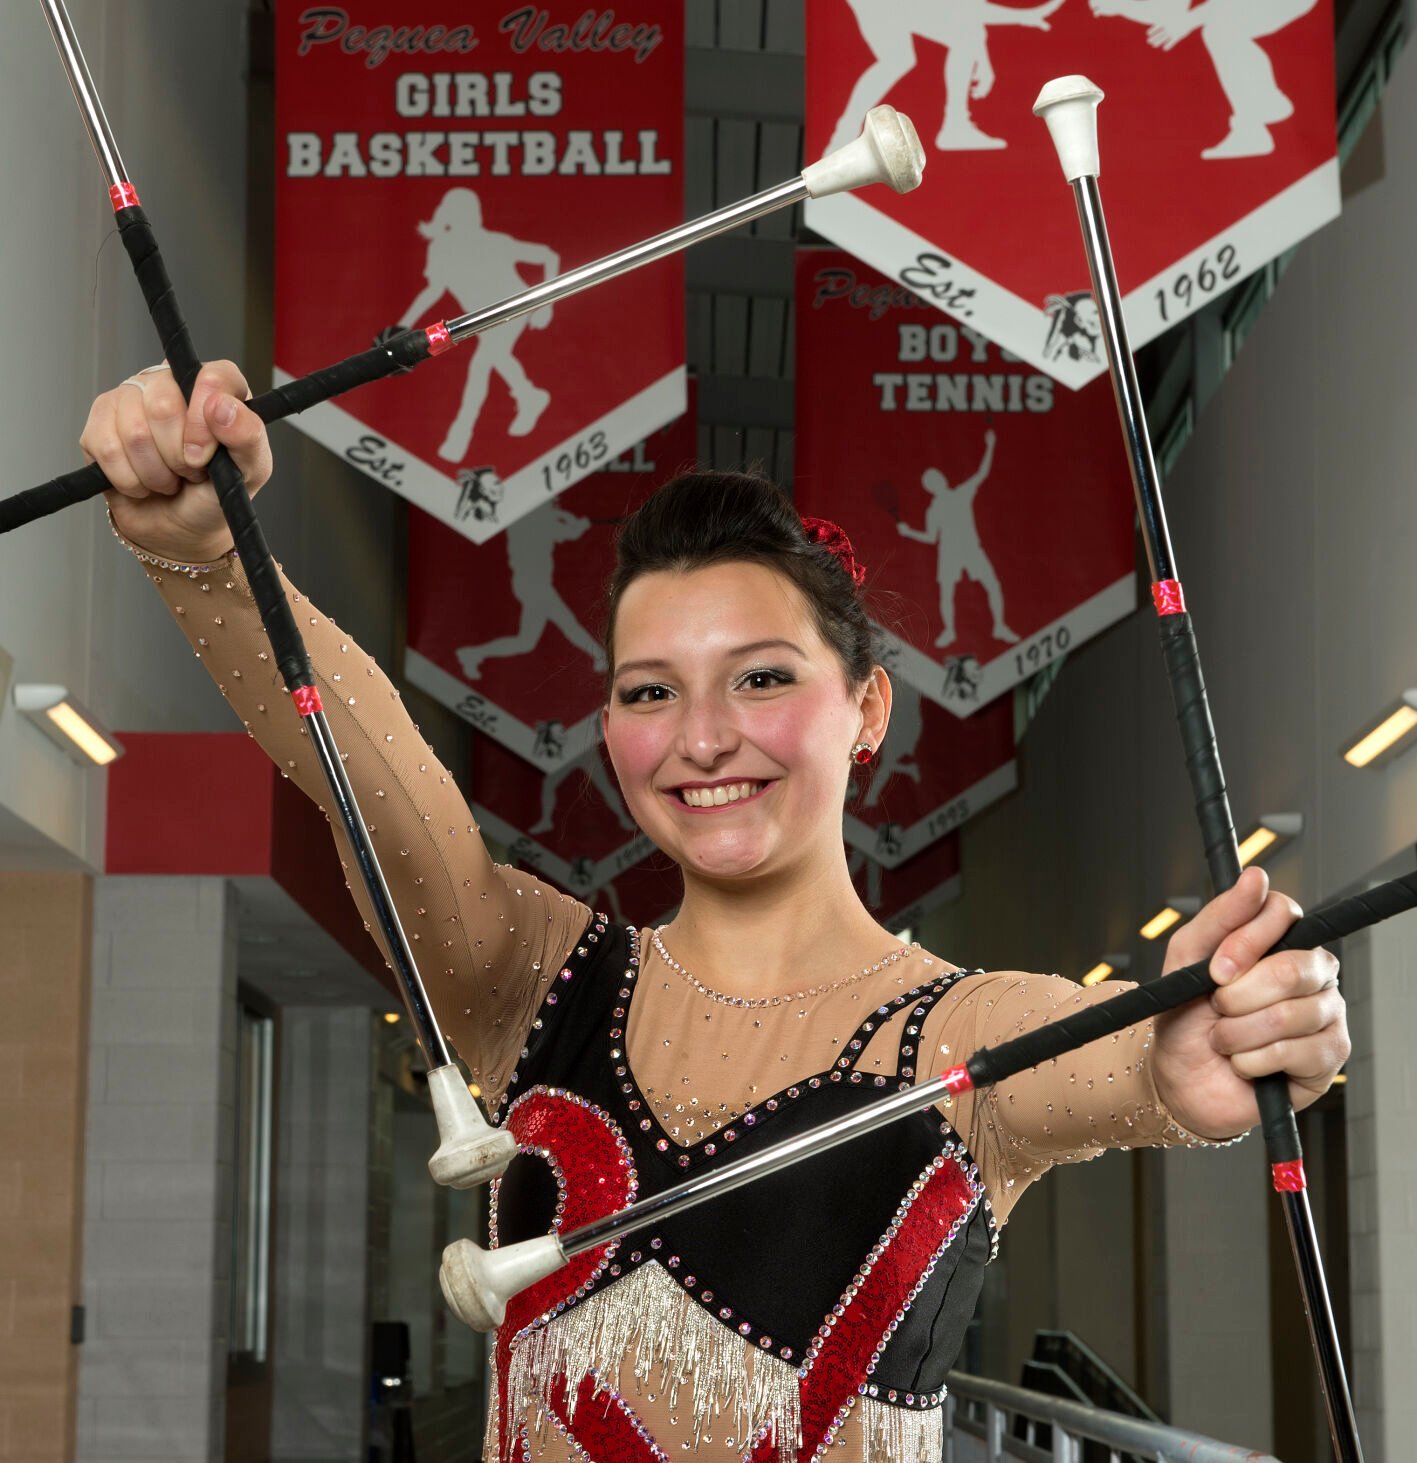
134,544 -> 590,1102
919,972 -> 1246,1227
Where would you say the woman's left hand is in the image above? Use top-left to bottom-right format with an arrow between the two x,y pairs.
1151,867 -> 1349,1141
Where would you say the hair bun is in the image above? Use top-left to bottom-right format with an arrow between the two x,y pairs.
800,516 -> 867,589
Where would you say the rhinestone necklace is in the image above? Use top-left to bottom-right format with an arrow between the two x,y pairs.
651,927 -> 920,1009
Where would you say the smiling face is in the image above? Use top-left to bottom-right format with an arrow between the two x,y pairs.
602,561 -> 888,886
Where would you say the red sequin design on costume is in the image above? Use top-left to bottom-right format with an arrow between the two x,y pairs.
801,517 -> 868,589
494,1088 -> 637,1463
292,685 -> 323,717
108,181 -> 140,212
1151,579 -> 1187,617
424,321 -> 453,355
748,1158 -> 975,1462
544,1373 -> 666,1463
940,1064 -> 975,1095
1272,1159 -> 1307,1193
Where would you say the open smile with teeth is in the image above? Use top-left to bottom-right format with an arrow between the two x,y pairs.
676,780 -> 770,809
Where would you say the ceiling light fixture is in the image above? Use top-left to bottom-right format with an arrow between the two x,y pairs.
1139,896 -> 1201,941
1343,692 -> 1417,768
13,684 -> 123,766
1237,813 -> 1303,868
1081,953 -> 1131,987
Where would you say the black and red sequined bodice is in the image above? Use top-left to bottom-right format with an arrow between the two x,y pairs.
489,916 -> 994,1461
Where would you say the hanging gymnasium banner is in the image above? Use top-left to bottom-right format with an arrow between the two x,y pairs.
469,732 -> 679,922
273,3 -> 685,541
805,1 -> 1337,388
847,683 -> 1016,865
795,249 -> 1135,716
404,402 -> 696,766
850,834 -> 962,932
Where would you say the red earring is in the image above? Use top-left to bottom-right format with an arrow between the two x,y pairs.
851,742 -> 874,765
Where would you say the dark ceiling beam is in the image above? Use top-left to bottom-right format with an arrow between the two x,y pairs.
686,236 -> 796,297
698,374 -> 794,429
686,47 -> 803,121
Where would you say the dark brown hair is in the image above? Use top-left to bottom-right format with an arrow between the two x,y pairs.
604,470 -> 880,684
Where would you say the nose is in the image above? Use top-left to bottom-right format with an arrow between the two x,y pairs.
675,689 -> 739,769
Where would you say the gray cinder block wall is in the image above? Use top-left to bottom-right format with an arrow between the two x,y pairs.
77,877 -> 238,1463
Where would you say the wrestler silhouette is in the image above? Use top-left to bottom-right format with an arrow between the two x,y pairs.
897,431 -> 1019,649
1043,292 -> 1102,364
829,0 -> 1066,154
863,684 -> 924,810
847,848 -> 885,911
400,187 -> 558,460
457,508 -> 605,680
1090,0 -> 1320,158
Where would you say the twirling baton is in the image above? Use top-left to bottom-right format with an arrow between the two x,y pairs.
1033,77 -> 1361,1461
40,0 -> 515,1192
0,105 -> 924,534
439,870 -> 1417,1332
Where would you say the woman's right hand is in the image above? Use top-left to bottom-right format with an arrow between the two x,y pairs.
82,360 -> 274,564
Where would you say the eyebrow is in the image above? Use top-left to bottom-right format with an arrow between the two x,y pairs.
613,639 -> 808,680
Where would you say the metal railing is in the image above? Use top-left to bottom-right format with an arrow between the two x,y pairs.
1024,1330 -> 1160,1426
944,1372 -> 1280,1463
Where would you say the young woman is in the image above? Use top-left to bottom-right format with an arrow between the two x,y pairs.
86,362 -> 1348,1462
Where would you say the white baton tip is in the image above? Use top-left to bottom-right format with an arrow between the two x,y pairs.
439,1234 -> 565,1332
803,105 -> 926,199
1033,75 -> 1105,182
426,1063 -> 518,1189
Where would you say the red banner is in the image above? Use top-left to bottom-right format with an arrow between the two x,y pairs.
274,3 -> 685,540
805,0 -> 1337,387
469,732 -> 679,922
850,835 -> 962,932
848,684 -> 1015,864
404,403 -> 697,766
795,249 -> 1135,714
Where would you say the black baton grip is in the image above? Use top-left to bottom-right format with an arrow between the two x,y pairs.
0,462 -> 111,532
259,329 -> 432,416
115,207 -> 313,691
1255,865 -> 1417,1162
1294,868 -> 1417,936
967,866 -> 1417,1098
1256,1074 -> 1302,1163
0,327 -> 433,535
968,959 -> 1216,1088
1157,611 -> 1241,890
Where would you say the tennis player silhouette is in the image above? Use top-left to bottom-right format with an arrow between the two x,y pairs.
896,430 -> 1019,649
400,187 -> 559,461
1089,0 -> 1320,158
829,0 -> 1066,153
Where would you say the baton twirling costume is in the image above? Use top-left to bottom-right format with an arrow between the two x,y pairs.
124,549 -> 1248,1462
20,5 -> 1417,1460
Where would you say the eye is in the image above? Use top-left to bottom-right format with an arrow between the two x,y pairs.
617,682 -> 674,706
737,667 -> 794,692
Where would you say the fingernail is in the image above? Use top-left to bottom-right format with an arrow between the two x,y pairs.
1211,954 -> 1238,984
183,441 -> 204,465
213,396 -> 238,426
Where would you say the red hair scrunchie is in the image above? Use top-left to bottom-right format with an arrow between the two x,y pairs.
800,515 -> 867,589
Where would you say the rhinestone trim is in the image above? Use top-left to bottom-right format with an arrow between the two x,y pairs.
108,508 -> 229,577
623,976 -> 968,1172
652,926 -> 920,1007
